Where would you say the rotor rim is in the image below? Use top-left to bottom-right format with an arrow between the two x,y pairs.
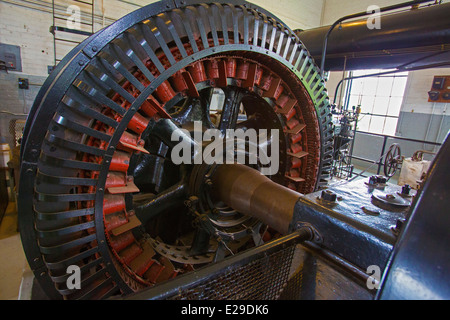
19,1 -> 333,299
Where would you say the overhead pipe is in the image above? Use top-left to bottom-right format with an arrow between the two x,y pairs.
296,1 -> 450,72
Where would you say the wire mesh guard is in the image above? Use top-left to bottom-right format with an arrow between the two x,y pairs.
9,119 -> 26,147
168,243 -> 301,300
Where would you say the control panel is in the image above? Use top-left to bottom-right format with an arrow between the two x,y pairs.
428,75 -> 450,102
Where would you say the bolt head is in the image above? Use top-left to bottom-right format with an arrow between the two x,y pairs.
402,184 -> 411,195
321,189 -> 337,202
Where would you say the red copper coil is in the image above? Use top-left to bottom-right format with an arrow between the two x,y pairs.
290,132 -> 302,144
110,151 -> 130,172
188,61 -> 207,83
291,157 -> 302,169
286,118 -> 300,130
120,244 -> 143,265
206,59 -> 219,79
119,131 -> 139,147
226,58 -> 237,78
109,231 -> 135,252
134,258 -> 155,277
104,211 -> 128,232
285,107 -> 297,121
171,71 -> 189,92
236,62 -> 249,80
105,172 -> 127,189
276,94 -> 290,109
128,112 -> 149,134
154,81 -> 176,103
103,194 -> 126,215
290,143 -> 303,154
145,262 -> 165,283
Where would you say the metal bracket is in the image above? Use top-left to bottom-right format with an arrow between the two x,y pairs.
294,221 -> 323,244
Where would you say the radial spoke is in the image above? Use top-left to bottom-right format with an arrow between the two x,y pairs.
199,87 -> 215,109
218,88 -> 245,132
170,98 -> 197,121
199,87 -> 217,127
134,183 -> 187,225
171,88 -> 215,127
235,113 -> 262,130
189,228 -> 212,256
152,118 -> 199,150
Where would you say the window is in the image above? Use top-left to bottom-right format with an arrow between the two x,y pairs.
346,69 -> 408,136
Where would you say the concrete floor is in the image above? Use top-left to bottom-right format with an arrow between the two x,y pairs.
0,202 -> 29,300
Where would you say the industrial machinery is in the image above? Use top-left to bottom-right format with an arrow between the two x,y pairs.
330,105 -> 359,179
18,0 -> 449,300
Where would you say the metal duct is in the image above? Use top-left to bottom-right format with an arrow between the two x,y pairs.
295,2 -> 450,71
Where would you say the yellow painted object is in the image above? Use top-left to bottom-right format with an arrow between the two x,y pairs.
0,141 -> 11,169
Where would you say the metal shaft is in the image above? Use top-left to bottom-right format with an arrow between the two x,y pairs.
211,164 -> 301,235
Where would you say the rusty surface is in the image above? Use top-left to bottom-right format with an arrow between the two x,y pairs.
212,163 -> 301,235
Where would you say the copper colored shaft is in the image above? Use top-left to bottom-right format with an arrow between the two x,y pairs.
211,164 -> 301,235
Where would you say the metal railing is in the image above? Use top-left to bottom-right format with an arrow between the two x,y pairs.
347,130 -> 442,178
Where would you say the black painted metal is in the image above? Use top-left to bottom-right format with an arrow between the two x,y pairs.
290,178 -> 409,272
377,132 -> 450,300
135,183 -> 187,225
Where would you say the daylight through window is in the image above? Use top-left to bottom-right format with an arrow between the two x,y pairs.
346,69 -> 408,136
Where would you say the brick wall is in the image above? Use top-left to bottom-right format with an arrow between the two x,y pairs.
0,0 -> 326,149
0,0 -> 324,76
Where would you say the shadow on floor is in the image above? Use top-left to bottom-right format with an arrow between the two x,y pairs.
0,202 -> 28,300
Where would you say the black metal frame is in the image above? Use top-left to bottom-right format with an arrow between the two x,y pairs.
377,132 -> 450,299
